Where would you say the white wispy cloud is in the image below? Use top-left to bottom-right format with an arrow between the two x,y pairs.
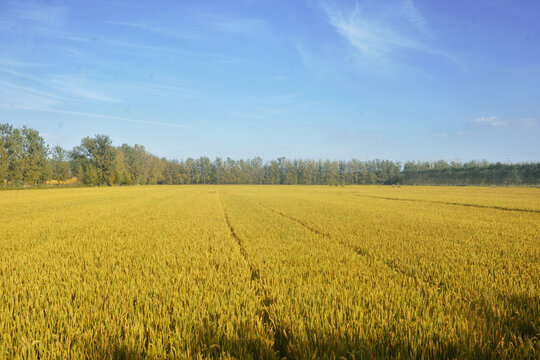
401,0 -> 431,36
0,59 -> 51,68
470,116 -> 507,127
0,80 -> 65,100
108,21 -> 153,31
228,111 -> 265,120
434,133 -> 449,138
132,83 -> 199,100
0,1 -> 67,34
49,75 -> 123,103
10,2 -> 67,24
0,92 -> 61,109
0,77 -> 63,109
1,106 -> 194,129
514,117 -> 538,128
321,1 -> 455,67
48,31 -> 94,43
434,131 -> 472,138
107,21 -> 205,41
39,132 -> 59,140
294,43 -> 339,78
196,13 -> 267,36
469,116 -> 538,128
0,68 -> 44,83
102,39 -> 244,64
47,46 -> 89,60
109,13 -> 266,40
1,71 -> 124,104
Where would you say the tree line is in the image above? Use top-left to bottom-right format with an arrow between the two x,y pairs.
1,123 -> 538,187
402,160 -> 540,186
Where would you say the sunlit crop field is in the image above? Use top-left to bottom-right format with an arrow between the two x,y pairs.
1,185 -> 538,359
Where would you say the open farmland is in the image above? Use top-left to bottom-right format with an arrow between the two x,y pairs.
0,186 -> 538,359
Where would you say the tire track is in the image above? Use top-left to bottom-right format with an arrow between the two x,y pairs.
256,201 -> 330,238
352,193 -> 540,214
216,192 -> 289,359
247,196 -> 465,298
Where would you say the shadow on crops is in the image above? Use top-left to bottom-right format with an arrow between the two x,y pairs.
264,291 -> 537,359
78,292 -> 537,359
282,292 -> 538,360
80,325 -> 276,360
483,292 -> 538,336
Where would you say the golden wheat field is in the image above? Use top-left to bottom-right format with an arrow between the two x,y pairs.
0,185 -> 538,359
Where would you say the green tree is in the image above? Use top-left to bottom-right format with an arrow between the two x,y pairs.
76,135 -> 116,185
213,157 -> 224,184
3,125 -> 24,184
51,145 -> 71,181
69,135 -> 115,185
113,146 -> 131,185
84,163 -> 99,186
19,127 -> 48,185
0,124 -> 12,185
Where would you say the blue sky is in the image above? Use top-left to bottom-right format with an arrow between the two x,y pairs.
0,0 -> 538,162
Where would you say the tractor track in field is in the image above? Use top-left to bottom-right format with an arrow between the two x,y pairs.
216,191 -> 290,359
247,196 -> 468,299
255,200 -> 330,238
352,193 -> 540,214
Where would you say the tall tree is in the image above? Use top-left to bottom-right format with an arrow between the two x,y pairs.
0,124 -> 12,185
5,125 -> 24,184
71,135 -> 116,185
50,145 -> 71,181
20,127 -> 49,184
